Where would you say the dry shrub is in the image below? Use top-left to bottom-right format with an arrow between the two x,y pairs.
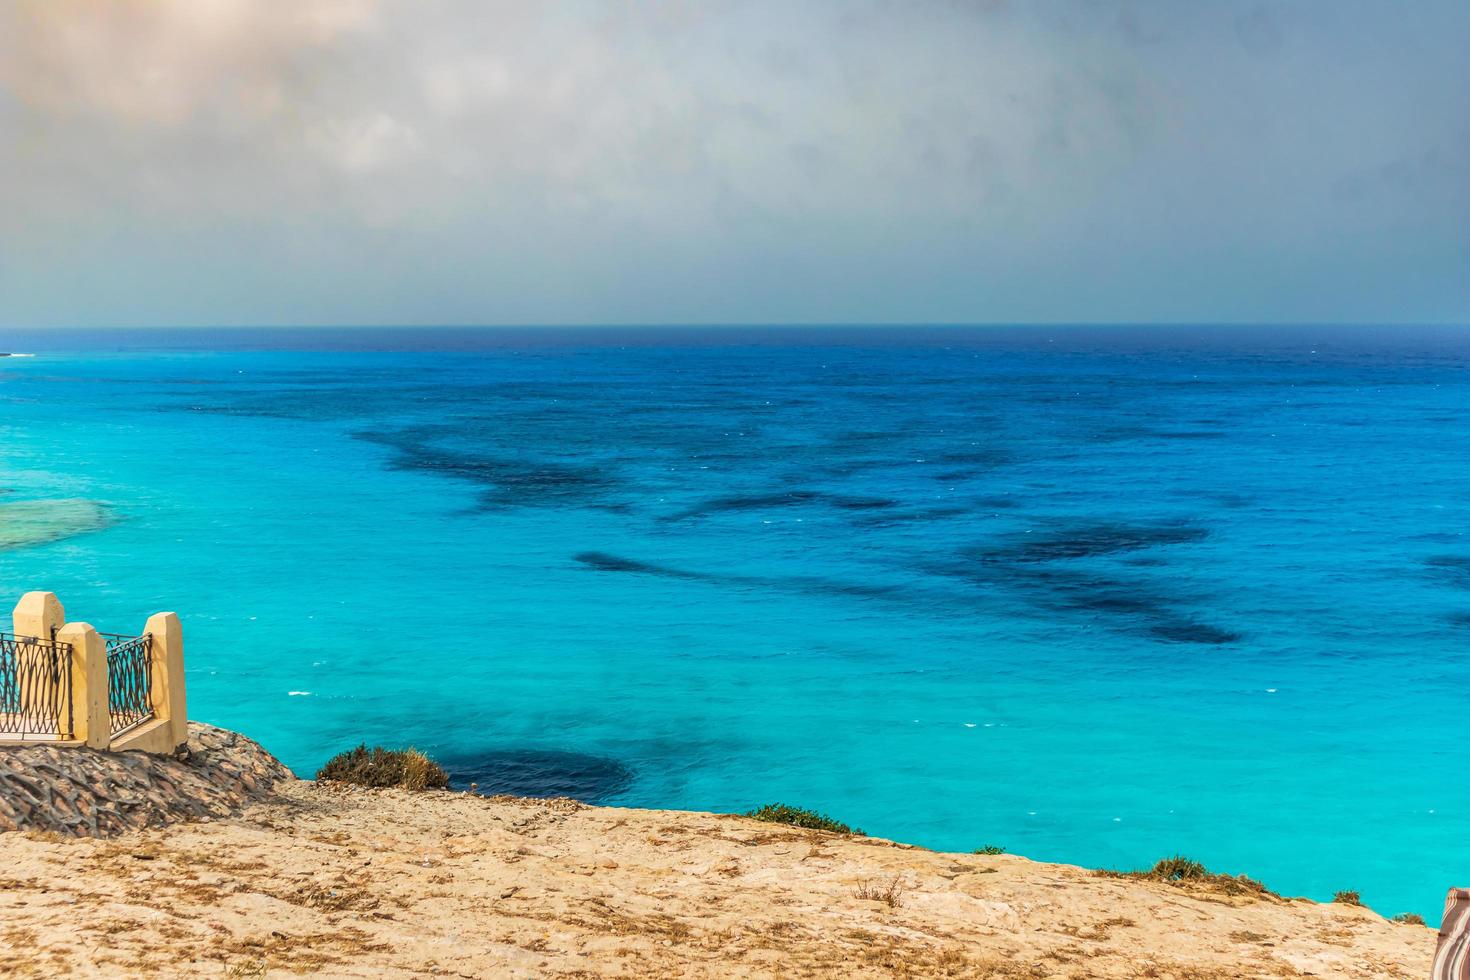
316,745 -> 448,791
400,749 -> 445,791
854,877 -> 905,908
1097,855 -> 1277,900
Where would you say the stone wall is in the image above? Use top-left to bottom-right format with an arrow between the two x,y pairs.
0,722 -> 293,837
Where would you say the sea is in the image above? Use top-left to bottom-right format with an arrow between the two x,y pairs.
0,325 -> 1466,922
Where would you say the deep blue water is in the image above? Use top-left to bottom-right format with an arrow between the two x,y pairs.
1,325 -> 1467,921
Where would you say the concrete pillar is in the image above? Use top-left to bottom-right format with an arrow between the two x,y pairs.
56,622 -> 108,749
13,591 -> 64,640
144,612 -> 187,751
12,592 -> 67,734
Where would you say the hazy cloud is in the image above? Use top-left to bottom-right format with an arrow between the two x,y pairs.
1,0 -> 1466,326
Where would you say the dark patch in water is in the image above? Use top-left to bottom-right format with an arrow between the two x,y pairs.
575,551 -> 904,602
1041,573 -> 1240,646
806,456 -> 903,480
974,496 -> 1018,509
1180,490 -> 1253,509
851,504 -> 975,528
1057,587 -> 1158,616
829,496 -> 899,511
1153,430 -> 1229,440
574,551 -> 708,581
1146,621 -> 1242,644
1017,567 -> 1177,618
935,528 -> 1237,645
936,449 -> 1013,467
1413,532 -> 1466,544
356,429 -> 615,510
446,750 -> 634,803
1446,611 -> 1470,628
662,490 -> 898,522
1425,555 -> 1470,585
784,576 -> 905,600
661,490 -> 817,521
967,522 -> 1208,564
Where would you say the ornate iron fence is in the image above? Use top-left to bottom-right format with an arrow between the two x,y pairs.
103,632 -> 154,737
0,632 -> 73,738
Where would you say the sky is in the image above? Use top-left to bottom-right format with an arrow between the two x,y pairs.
1,1 -> 1466,328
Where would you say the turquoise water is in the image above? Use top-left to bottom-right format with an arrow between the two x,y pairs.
1,326 -> 1467,921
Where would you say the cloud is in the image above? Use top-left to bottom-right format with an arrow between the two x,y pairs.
0,0 -> 1465,326
2,0 -> 378,125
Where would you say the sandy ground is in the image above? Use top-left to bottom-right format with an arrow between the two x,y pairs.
0,781 -> 1435,979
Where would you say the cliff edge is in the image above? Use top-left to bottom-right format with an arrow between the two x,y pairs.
0,726 -> 1436,978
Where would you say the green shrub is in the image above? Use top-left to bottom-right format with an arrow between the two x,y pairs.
974,845 -> 1006,855
1391,912 -> 1426,926
1097,855 -> 1275,899
317,744 -> 449,791
746,803 -> 859,835
1151,856 -> 1209,881
1333,890 -> 1362,906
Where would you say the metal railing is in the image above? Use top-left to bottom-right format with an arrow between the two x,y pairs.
102,632 -> 153,737
0,632 -> 73,739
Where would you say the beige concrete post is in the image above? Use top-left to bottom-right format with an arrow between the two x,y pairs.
144,612 -> 187,750
12,592 -> 67,733
13,591 -> 65,640
56,622 -> 108,749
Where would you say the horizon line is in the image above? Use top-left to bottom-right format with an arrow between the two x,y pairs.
5,321 -> 1468,332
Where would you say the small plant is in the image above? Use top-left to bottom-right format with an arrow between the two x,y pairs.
1096,855 -> 1276,899
973,845 -> 1006,855
400,748 -> 446,791
317,744 -> 449,791
1150,856 -> 1209,881
934,948 -> 969,973
1391,912 -> 1426,926
746,803 -> 859,835
1333,890 -> 1362,906
854,877 -> 904,908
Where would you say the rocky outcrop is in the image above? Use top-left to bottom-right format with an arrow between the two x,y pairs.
0,721 -> 292,837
